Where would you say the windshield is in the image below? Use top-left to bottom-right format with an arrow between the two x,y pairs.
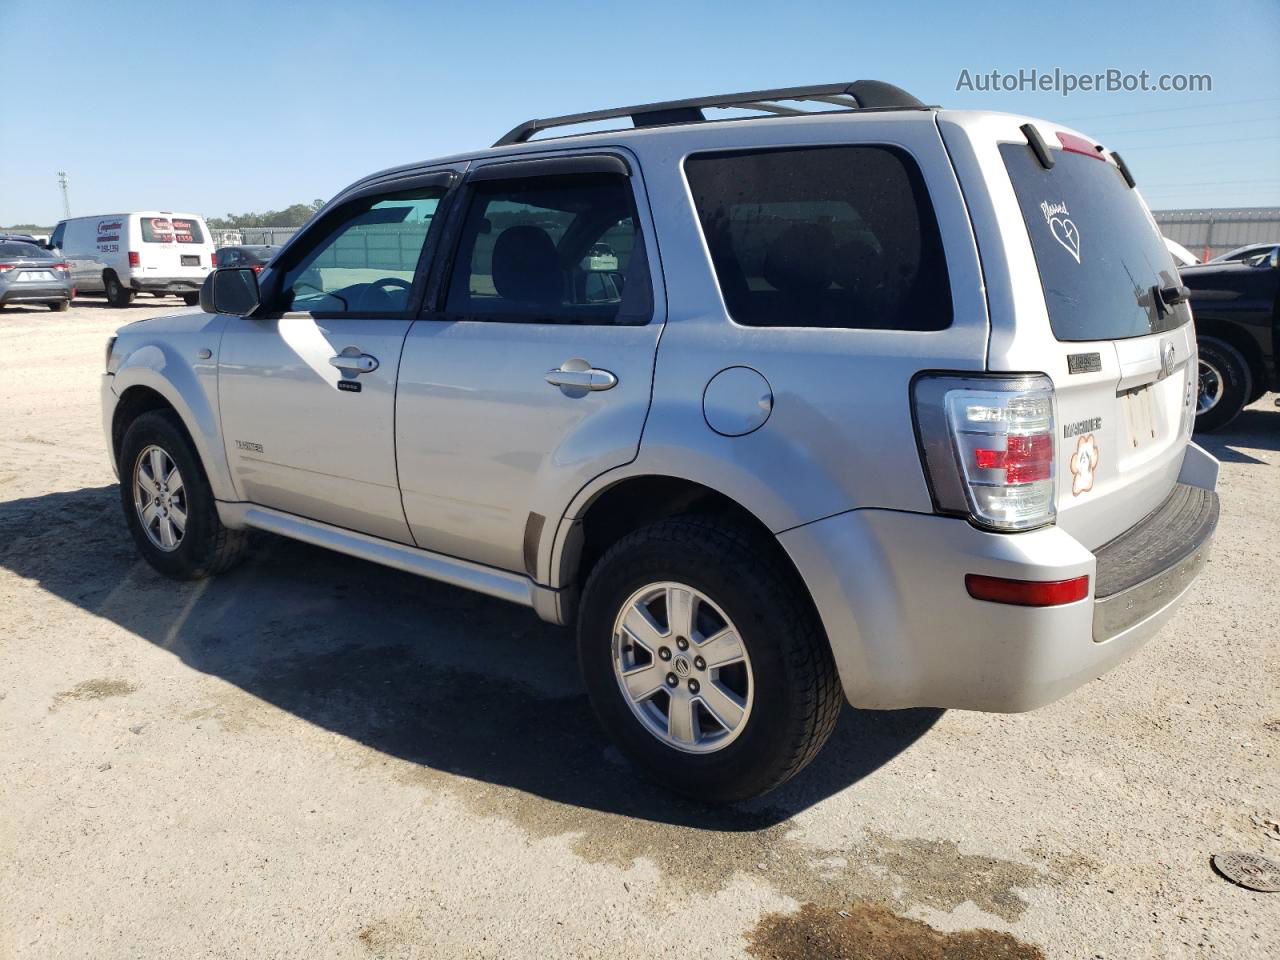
1000,142 -> 1186,341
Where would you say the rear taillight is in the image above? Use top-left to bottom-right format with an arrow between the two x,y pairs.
210,251 -> 217,267
913,374 -> 1057,531
128,251 -> 140,267
252,264 -> 263,274
0,264 -> 14,272
53,262 -> 70,273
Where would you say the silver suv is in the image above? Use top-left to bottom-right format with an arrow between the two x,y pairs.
102,82 -> 1220,802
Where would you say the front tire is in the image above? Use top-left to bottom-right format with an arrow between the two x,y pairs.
577,516 -> 841,803
118,410 -> 248,579
182,292 -> 200,306
105,273 -> 134,308
1195,336 -> 1251,432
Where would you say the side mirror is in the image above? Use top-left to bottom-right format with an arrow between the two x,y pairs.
201,267 -> 261,316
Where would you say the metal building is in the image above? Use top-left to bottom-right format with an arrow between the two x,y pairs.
1153,207 -> 1280,261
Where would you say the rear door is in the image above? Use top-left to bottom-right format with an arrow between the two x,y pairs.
218,172 -> 458,543
946,115 -> 1196,549
395,152 -> 663,574
134,214 -> 215,280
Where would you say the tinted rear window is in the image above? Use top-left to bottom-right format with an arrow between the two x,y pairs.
141,217 -> 206,244
1000,143 -> 1186,341
0,242 -> 54,259
684,145 -> 951,330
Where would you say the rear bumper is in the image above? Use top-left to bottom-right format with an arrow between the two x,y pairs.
129,276 -> 204,293
780,443 -> 1220,712
0,282 -> 72,304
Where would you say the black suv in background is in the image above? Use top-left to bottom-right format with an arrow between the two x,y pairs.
1182,246 -> 1280,430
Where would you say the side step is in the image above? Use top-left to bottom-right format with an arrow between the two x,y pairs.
216,502 -> 565,623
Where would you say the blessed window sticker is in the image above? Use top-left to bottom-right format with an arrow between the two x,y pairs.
1040,200 -> 1081,264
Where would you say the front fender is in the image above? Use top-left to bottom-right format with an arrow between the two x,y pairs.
111,328 -> 236,501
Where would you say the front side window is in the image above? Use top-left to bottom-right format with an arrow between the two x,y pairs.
278,190 -> 444,314
443,172 -> 651,324
684,145 -> 951,330
50,223 -> 66,249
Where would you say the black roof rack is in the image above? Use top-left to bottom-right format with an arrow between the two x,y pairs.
494,80 -> 930,147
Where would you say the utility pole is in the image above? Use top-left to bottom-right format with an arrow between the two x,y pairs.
57,170 -> 71,218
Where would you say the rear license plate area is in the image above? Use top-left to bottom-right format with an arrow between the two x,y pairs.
181,255 -> 200,267
1120,384 -> 1158,449
19,271 -> 56,282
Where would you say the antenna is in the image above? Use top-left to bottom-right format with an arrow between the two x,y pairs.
57,170 -> 71,218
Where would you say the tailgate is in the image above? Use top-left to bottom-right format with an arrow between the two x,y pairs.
956,115 -> 1197,550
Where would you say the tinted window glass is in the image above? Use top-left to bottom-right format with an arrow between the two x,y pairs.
279,190 -> 444,314
141,217 -> 174,243
172,218 -> 205,244
50,223 -> 66,248
684,146 -> 951,330
1000,143 -> 1186,341
0,242 -> 54,259
444,172 -> 651,325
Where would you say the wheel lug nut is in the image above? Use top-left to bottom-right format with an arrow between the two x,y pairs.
688,679 -> 700,694
676,637 -> 689,651
666,673 -> 678,688
658,647 -> 672,661
694,656 -> 706,671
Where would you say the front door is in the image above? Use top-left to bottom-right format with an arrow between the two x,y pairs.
218,176 -> 456,543
396,154 -> 663,574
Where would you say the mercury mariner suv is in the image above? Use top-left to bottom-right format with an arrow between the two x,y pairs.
102,82 -> 1220,802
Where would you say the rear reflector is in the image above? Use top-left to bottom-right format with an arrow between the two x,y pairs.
965,574 -> 1090,607
128,251 -> 141,267
1056,131 -> 1106,160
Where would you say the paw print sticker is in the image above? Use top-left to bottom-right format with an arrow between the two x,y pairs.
1070,434 -> 1100,496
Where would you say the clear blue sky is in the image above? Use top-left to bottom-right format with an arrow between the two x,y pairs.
2,0 -> 1277,225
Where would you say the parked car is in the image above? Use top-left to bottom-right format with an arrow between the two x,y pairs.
1210,242 -> 1280,264
0,240 -> 73,311
0,233 -> 42,245
213,244 -> 278,274
102,81 -> 1220,802
1181,247 -> 1279,430
49,212 -> 216,307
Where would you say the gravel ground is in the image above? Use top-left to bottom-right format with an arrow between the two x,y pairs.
1,298 -> 1277,959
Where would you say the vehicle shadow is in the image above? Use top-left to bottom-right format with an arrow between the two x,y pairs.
0,483 -> 940,829
1194,399 -> 1280,463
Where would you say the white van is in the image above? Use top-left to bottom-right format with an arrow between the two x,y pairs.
50,212 -> 216,307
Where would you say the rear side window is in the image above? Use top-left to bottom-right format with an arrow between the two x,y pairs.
684,146 -> 951,330
1000,143 -> 1184,341
443,172 -> 652,325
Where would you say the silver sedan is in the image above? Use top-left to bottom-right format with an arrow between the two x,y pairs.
0,241 -> 73,311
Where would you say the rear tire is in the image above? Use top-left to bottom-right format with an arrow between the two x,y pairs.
577,515 -> 841,803
48,299 -> 69,312
118,410 -> 248,580
1195,336 -> 1251,432
105,273 -> 134,308
182,292 -> 200,306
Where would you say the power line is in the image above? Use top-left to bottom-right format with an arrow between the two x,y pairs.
1058,96 -> 1280,123
1120,134 -> 1280,150
1086,116 -> 1280,135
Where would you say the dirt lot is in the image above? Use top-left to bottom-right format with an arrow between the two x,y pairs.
1,298 -> 1277,959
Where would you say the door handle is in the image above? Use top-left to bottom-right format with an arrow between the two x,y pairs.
545,358 -> 617,392
329,351 -> 379,374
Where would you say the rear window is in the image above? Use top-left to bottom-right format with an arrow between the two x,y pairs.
1000,143 -> 1185,341
141,217 -> 206,244
684,145 -> 951,330
0,242 -> 54,259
